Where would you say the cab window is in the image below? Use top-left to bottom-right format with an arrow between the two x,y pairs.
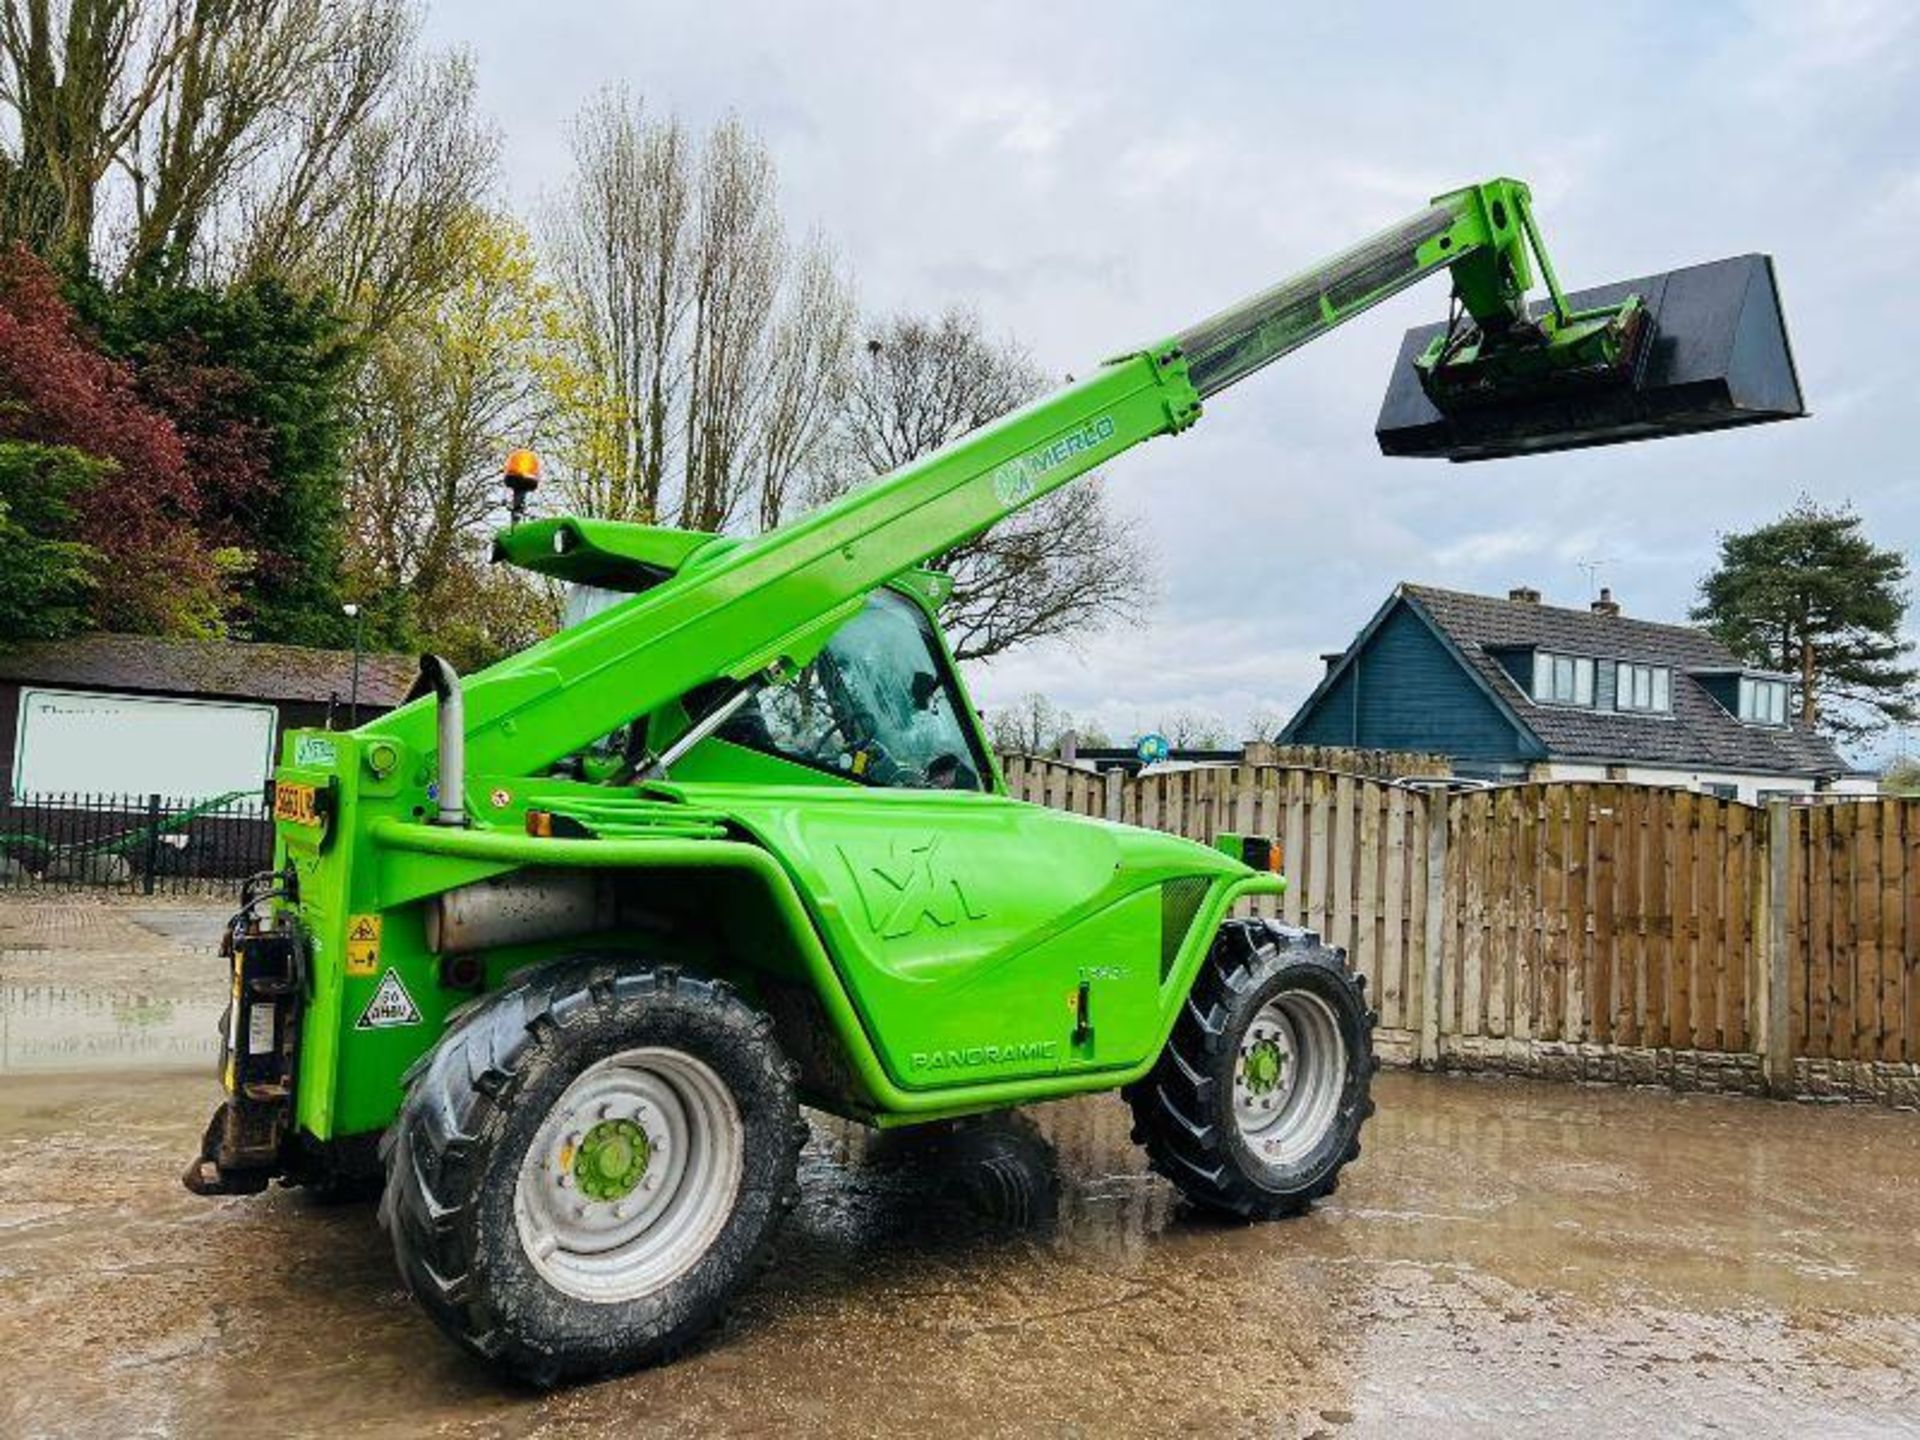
719,590 -> 986,790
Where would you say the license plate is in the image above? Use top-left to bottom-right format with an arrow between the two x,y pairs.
273,781 -> 325,828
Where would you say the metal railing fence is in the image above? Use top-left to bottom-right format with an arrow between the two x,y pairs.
0,790 -> 271,896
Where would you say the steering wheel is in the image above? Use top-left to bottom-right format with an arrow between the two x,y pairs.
924,752 -> 978,790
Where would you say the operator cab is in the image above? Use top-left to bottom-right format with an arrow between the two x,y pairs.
718,588 -> 984,791
494,482 -> 991,794
563,582 -> 988,792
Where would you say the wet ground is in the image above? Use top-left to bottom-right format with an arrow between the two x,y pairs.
2,898 -> 1919,1438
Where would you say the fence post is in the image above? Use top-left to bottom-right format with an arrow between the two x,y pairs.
1761,800 -> 1792,1096
1103,767 -> 1124,824
142,792 -> 162,897
1418,790 -> 1449,1068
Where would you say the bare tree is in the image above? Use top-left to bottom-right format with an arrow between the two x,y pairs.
985,691 -> 1112,754
1156,708 -> 1230,749
0,0 -> 194,264
119,0 -> 368,280
750,239 -> 852,530
232,19 -> 497,337
0,0 -> 450,288
542,91 -> 853,531
1243,703 -> 1287,742
819,308 -> 1152,662
678,116 -> 778,531
987,691 -> 1065,753
543,90 -> 686,523
228,0 -> 411,278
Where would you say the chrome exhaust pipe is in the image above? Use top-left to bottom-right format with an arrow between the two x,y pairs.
417,654 -> 467,826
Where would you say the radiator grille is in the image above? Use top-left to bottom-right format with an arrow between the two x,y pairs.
1159,877 -> 1212,980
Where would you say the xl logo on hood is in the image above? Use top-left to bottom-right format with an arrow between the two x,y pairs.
837,835 -> 987,939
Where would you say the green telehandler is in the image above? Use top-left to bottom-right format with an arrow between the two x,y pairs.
184,177 -> 1803,1384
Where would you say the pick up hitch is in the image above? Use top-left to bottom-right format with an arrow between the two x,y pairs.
183,875 -> 305,1196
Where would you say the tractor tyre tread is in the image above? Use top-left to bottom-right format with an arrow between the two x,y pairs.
379,957 -> 801,1387
1125,918 -> 1374,1222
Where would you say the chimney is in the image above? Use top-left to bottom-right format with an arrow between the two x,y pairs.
1591,587 -> 1621,618
1320,651 -> 1345,675
1508,585 -> 1541,605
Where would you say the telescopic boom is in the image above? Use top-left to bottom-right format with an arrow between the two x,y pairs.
364,177 -> 1776,801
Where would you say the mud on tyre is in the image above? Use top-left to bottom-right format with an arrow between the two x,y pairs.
379,959 -> 803,1386
1125,919 -> 1376,1220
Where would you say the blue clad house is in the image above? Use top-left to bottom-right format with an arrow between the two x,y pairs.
1281,583 -> 1868,803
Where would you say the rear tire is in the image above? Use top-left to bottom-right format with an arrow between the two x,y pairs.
1125,919 -> 1375,1220
378,959 -> 802,1386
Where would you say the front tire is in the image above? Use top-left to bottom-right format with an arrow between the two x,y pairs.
379,960 -> 802,1386
1126,919 -> 1375,1220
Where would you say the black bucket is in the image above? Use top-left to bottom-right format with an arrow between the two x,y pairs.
1376,253 -> 1805,461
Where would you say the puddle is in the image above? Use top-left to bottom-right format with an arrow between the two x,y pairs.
0,980 -> 221,1075
3,1070 -> 1916,1436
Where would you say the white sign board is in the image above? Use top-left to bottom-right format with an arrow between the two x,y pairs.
12,688 -> 278,806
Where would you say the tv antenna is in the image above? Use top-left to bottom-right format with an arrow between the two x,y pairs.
1576,557 -> 1616,599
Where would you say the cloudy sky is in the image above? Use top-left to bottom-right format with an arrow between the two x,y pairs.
429,0 -> 1918,756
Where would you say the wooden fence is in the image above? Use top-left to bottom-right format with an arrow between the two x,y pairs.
999,753 -> 1920,1105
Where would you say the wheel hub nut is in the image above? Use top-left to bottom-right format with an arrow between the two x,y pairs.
1245,1039 -> 1285,1096
572,1118 -> 651,1202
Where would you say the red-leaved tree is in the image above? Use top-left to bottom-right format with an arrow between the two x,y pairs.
0,247 -> 223,634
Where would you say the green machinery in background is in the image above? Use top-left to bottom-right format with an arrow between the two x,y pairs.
184,176 -> 1802,1384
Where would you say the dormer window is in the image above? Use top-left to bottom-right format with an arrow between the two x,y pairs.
1615,662 -> 1672,714
1738,675 -> 1789,727
1533,652 -> 1594,706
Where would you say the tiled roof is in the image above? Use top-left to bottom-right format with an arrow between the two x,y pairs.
1402,585 -> 1850,778
0,633 -> 416,708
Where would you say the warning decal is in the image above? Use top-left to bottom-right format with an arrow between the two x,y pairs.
345,913 -> 382,977
356,968 -> 422,1030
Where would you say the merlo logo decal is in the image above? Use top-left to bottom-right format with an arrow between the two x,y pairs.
839,835 -> 987,939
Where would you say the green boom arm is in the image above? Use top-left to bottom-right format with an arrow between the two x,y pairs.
364,178 -> 1561,788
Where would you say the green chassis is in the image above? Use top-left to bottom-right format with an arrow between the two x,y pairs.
275,572 -> 1285,1145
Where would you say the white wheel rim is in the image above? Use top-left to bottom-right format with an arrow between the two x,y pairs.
1231,989 -> 1346,1168
514,1047 -> 744,1304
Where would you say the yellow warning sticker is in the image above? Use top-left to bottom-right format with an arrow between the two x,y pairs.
345,913 -> 382,977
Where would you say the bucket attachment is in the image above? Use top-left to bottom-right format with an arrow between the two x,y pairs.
1376,254 -> 1805,461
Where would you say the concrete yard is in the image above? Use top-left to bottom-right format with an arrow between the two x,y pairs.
1,896 -> 1917,1438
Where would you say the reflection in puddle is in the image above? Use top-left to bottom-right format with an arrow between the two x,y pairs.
822,1111 -> 1065,1231
0,979 -> 220,1074
807,1097 -> 1182,1261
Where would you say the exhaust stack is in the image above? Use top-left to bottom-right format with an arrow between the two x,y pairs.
416,654 -> 467,826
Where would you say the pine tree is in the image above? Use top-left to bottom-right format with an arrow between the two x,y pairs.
1693,498 -> 1917,740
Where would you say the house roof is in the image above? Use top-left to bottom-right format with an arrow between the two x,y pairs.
0,633 -> 417,709
1399,585 -> 1850,778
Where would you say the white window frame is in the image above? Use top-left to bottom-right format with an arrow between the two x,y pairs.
1533,651 -> 1595,707
1615,661 -> 1672,714
1737,675 -> 1789,727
